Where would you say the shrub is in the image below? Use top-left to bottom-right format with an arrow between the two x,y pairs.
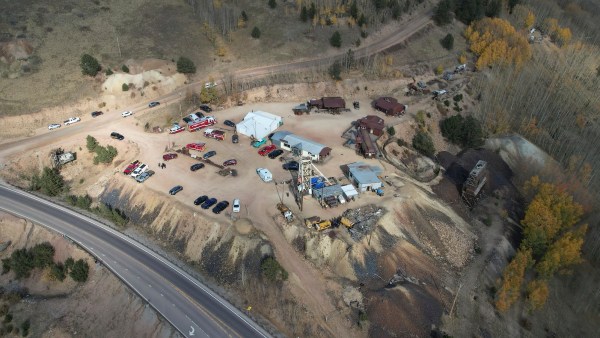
300,6 -> 308,22
70,259 -> 89,282
32,167 -> 66,196
329,61 -> 342,80
31,242 -> 55,268
80,54 -> 100,76
251,26 -> 261,39
121,64 -> 129,73
7,249 -> 34,279
122,83 -> 129,91
49,262 -> 66,281
330,31 -> 342,48
176,57 -> 196,74
387,126 -> 395,136
64,257 -> 75,271
76,194 -> 92,210
441,33 -> 454,50
435,64 -> 444,75
268,0 -> 276,9
241,10 -> 248,21
3,313 -> 12,323
260,256 -> 288,282
86,135 -> 98,152
93,145 -> 118,164
396,138 -> 407,147
105,68 -> 113,76
453,94 -> 463,102
412,131 -> 436,157
20,319 -> 30,336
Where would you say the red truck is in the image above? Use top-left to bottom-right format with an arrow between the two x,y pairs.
123,160 -> 140,175
186,143 -> 206,152
204,128 -> 225,141
188,116 -> 217,132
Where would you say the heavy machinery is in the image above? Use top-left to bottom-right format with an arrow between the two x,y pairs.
276,203 -> 294,222
313,220 -> 332,231
340,217 -> 354,229
304,216 -> 321,228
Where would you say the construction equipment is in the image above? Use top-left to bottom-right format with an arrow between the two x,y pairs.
313,220 -> 332,231
304,216 -> 321,228
340,217 -> 354,229
276,203 -> 294,222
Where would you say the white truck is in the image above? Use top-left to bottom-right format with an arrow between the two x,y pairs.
64,117 -> 81,125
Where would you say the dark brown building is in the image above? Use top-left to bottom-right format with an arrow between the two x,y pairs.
373,97 -> 406,116
357,115 -> 385,136
308,97 -> 346,110
356,128 -> 378,158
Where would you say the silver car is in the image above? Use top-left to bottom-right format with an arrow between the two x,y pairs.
48,123 -> 61,130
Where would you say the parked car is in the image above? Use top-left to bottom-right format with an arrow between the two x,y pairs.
194,195 -> 209,206
222,159 -> 237,166
203,151 -> 216,159
123,160 -> 140,175
212,201 -> 230,214
268,149 -> 284,159
48,123 -> 61,130
232,134 -> 239,144
224,120 -> 235,128
282,161 -> 299,171
190,163 -> 205,171
201,198 -> 218,209
256,168 -> 273,182
232,199 -> 240,213
131,164 -> 148,178
148,101 -> 160,108
194,111 -> 205,118
121,111 -> 133,117
258,144 -> 276,156
91,111 -> 103,118
432,89 -> 448,97
199,104 -> 212,112
163,153 -> 178,161
110,132 -> 124,140
135,170 -> 155,183
204,82 -> 217,89
64,117 -> 81,125
169,185 -> 183,195
252,138 -> 267,148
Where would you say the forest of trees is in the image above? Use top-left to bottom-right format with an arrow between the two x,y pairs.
496,177 -> 587,311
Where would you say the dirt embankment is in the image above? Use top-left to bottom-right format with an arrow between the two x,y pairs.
0,212 -> 177,337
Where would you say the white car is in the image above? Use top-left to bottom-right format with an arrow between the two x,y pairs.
131,164 -> 147,178
256,168 -> 272,182
64,117 -> 81,125
121,111 -> 133,117
48,123 -> 61,130
433,90 -> 448,96
232,199 -> 240,213
204,82 -> 217,89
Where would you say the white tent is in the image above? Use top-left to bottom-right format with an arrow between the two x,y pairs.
236,111 -> 283,140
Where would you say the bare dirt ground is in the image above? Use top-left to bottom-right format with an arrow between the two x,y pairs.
0,212 -> 177,337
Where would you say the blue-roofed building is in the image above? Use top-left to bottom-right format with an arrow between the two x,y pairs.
342,162 -> 383,193
270,131 -> 331,161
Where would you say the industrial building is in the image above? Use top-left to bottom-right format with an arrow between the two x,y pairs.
342,162 -> 383,192
270,131 -> 331,161
373,97 -> 406,116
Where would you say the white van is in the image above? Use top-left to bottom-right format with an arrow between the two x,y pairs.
256,168 -> 272,182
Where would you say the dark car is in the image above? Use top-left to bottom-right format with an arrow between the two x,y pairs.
149,101 -> 160,108
268,149 -> 284,159
222,159 -> 237,166
282,161 -> 299,171
163,153 -> 178,161
201,198 -> 218,209
169,185 -> 183,195
194,195 -> 208,206
91,111 -> 103,118
191,163 -> 205,171
110,132 -> 124,140
212,201 -> 230,214
224,120 -> 235,128
199,104 -> 212,112
232,134 -> 239,144
203,151 -> 216,159
194,111 -> 205,118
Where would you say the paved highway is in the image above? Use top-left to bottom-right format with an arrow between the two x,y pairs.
0,184 -> 271,338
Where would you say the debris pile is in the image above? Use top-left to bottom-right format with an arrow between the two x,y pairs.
343,204 -> 384,241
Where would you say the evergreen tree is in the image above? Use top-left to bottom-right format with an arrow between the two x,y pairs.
300,6 -> 308,22
176,57 -> 196,74
251,27 -> 261,39
268,0 -> 277,9
330,31 -> 342,48
80,54 -> 100,77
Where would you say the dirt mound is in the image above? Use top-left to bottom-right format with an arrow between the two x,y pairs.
102,70 -> 186,94
383,140 -> 439,182
234,218 -> 255,235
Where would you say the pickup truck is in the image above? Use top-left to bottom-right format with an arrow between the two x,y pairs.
204,128 -> 225,141
64,117 -> 81,125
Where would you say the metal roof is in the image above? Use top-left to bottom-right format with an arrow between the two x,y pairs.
271,131 -> 328,156
347,162 -> 382,184
312,184 -> 344,199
